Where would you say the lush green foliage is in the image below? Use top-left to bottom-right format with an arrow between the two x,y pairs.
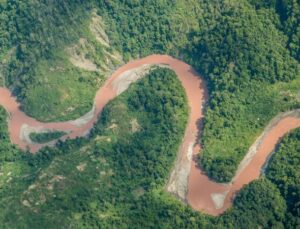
198,78 -> 299,182
0,70 -> 299,228
0,0 -> 121,121
266,129 -> 300,228
29,131 -> 66,144
91,0 -> 300,182
0,0 -> 299,201
21,54 -> 103,122
2,0 -> 92,85
248,0 -> 300,61
0,68 -> 190,227
0,107 -> 23,163
1,0 -> 299,180
221,179 -> 286,228
184,1 -> 300,182
96,0 -> 200,60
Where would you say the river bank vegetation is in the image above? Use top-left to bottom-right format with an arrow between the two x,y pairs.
97,0 -> 300,182
266,128 -> 300,228
0,1 -> 299,227
0,0 -> 299,180
0,1 -> 122,121
0,69 -> 299,227
29,131 -> 66,144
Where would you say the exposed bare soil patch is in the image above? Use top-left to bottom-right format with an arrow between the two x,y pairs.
90,11 -> 110,47
130,118 -> 141,133
67,39 -> 99,72
112,64 -> 169,95
66,11 -> 122,75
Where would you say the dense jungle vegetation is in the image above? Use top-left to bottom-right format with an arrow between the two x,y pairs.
0,0 -> 299,227
0,0 -> 299,181
266,129 -> 300,228
29,131 -> 66,144
95,0 -> 300,181
0,0 -> 121,121
183,1 -> 300,181
0,69 -> 299,228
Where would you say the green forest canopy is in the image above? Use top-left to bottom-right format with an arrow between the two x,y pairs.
29,131 -> 66,144
0,68 -> 299,227
0,0 -> 299,181
0,2 -> 299,227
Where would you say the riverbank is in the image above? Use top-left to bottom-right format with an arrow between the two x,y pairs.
0,55 -> 299,216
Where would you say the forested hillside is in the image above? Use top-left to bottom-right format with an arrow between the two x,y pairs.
266,129 -> 300,228
0,0 -> 299,180
95,0 -> 300,182
248,0 -> 300,61
0,68 -> 299,227
0,0 -> 299,227
0,0 -> 121,121
184,0 -> 300,181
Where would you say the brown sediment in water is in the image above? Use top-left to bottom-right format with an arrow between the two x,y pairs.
188,115 -> 300,215
0,55 -> 299,216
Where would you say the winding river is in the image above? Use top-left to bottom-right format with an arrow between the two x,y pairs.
0,55 -> 299,216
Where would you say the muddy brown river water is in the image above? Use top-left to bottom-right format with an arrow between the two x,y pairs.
0,55 -> 299,215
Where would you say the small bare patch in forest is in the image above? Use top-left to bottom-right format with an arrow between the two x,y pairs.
76,162 -> 87,172
28,184 -> 38,191
49,66 -> 65,72
107,123 -> 118,131
66,39 -> 99,72
130,118 -> 141,133
95,136 -> 112,143
22,199 -> 31,208
90,11 -> 110,47
99,157 -> 107,164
